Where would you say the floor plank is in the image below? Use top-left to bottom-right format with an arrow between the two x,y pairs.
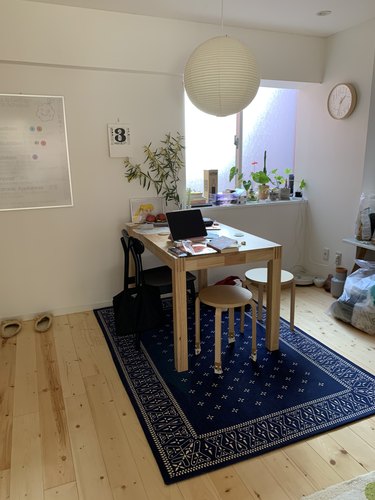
53,315 -> 86,399
64,392 -> 114,500
307,433 -> 368,480
10,412 -> 44,500
329,425 -> 375,472
85,373 -> 149,499
0,469 -> 10,500
44,481 -> 79,500
13,322 -> 38,417
234,455 -> 291,499
36,328 -> 75,489
0,336 -> 16,471
261,449 -> 315,499
284,440 -> 343,491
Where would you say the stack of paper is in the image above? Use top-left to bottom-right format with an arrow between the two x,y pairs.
207,235 -> 239,253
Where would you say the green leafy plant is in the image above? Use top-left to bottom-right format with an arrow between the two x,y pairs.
251,170 -> 271,185
124,132 -> 184,205
294,178 -> 306,198
270,168 -> 293,188
251,150 -> 271,186
270,168 -> 285,188
229,166 -> 252,193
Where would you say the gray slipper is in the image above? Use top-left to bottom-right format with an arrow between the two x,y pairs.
1,319 -> 22,338
34,313 -> 53,333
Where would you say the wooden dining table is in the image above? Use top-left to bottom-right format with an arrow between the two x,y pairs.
125,221 -> 282,372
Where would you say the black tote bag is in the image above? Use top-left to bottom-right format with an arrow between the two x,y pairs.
112,284 -> 164,337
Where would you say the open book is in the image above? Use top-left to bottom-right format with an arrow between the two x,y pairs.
207,235 -> 239,253
180,240 -> 218,256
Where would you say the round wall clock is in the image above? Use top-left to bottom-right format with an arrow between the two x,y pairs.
327,83 -> 357,119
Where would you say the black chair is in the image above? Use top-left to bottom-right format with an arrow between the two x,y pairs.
121,228 -> 196,300
120,229 -> 196,349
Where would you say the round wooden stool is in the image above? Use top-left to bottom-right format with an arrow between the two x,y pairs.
195,285 -> 257,374
244,268 -> 295,331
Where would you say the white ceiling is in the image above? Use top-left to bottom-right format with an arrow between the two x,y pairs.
27,0 -> 375,37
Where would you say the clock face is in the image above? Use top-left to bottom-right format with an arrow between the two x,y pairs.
327,83 -> 357,119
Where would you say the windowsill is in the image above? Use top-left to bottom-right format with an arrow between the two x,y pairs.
191,198 -> 307,209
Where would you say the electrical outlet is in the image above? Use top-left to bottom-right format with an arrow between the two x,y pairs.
323,248 -> 330,261
335,252 -> 342,266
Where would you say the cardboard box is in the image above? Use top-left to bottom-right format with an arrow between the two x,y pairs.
204,170 -> 218,202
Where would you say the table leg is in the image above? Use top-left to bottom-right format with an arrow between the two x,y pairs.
266,246 -> 282,351
198,269 -> 208,290
257,284 -> 264,321
172,259 -> 188,372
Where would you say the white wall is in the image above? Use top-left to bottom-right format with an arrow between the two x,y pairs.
1,2 -> 326,81
295,18 -> 375,278
0,62 -> 184,319
362,56 -> 375,192
0,0 -> 371,320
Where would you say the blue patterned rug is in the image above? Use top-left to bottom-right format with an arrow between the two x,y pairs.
94,300 -> 375,484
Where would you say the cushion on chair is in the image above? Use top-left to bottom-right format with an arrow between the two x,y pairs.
144,266 -> 196,290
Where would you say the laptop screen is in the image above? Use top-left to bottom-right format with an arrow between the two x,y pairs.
166,209 -> 208,241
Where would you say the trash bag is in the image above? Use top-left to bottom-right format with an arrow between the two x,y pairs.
112,285 -> 164,336
329,260 -> 375,334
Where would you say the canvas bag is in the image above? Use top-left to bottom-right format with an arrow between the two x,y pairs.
355,193 -> 375,241
112,284 -> 164,336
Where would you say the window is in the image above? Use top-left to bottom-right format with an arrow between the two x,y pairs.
185,87 -> 298,195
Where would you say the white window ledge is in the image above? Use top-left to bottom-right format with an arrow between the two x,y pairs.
195,198 -> 307,211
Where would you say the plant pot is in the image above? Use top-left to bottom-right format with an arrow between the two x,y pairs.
247,190 -> 258,202
335,267 -> 348,281
257,185 -> 270,200
269,189 -> 279,201
280,187 -> 291,200
331,277 -> 345,298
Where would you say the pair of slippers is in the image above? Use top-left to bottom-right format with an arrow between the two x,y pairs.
1,313 -> 53,339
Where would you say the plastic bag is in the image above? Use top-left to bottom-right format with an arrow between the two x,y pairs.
329,260 -> 375,334
214,275 -> 242,286
355,193 -> 375,241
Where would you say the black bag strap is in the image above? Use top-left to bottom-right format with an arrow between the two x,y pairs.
121,229 -> 146,289
121,229 -> 133,290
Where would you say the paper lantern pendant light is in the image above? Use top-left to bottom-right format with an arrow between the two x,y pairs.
184,35 -> 260,117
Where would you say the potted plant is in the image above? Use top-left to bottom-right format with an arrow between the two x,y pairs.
123,132 -> 184,206
269,168 -> 285,200
278,168 -> 292,200
229,166 -> 257,202
251,151 -> 271,200
294,178 -> 306,198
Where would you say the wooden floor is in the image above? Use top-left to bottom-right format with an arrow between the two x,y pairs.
1,286 -> 374,500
